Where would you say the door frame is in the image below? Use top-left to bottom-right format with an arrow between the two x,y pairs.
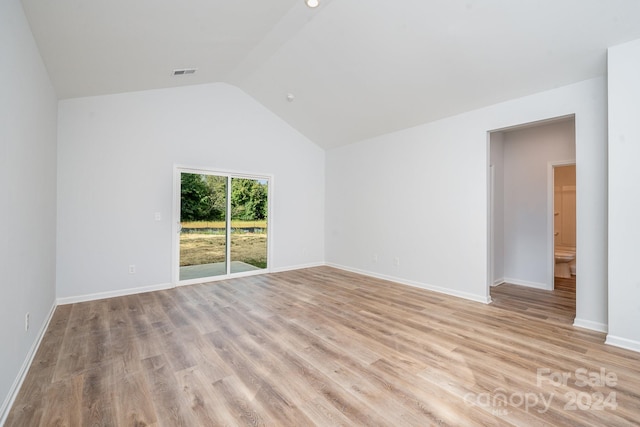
547,160 -> 576,290
172,165 -> 274,286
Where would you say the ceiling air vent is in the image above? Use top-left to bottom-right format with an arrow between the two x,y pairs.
172,68 -> 197,76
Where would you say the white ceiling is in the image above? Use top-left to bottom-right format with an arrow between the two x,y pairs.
21,0 -> 640,149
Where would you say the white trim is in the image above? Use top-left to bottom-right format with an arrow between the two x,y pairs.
502,277 -> 551,290
266,175 -> 275,279
547,160 -> 576,291
492,278 -> 505,287
574,318 -> 608,333
605,335 -> 640,353
486,130 -> 498,304
270,262 -> 326,273
490,114 -> 576,134
0,301 -> 56,426
172,166 -> 181,284
57,282 -> 174,305
173,164 -> 274,181
327,263 -> 492,304
488,163 -> 495,292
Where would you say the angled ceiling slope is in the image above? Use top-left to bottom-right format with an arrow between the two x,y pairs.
21,0 -> 640,149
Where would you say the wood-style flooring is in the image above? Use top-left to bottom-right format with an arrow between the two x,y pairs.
6,268 -> 640,426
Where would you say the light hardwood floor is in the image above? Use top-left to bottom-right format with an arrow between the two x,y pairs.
6,267 -> 640,426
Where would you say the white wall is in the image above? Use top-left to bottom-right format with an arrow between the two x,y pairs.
326,77 -> 607,329
501,120 -> 575,289
607,38 -> 640,351
0,0 -> 58,421
57,83 -> 325,300
490,132 -> 505,285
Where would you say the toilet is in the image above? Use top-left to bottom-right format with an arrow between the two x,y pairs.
555,248 -> 576,278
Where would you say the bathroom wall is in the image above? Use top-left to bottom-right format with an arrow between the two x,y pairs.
500,119 -> 575,289
554,165 -> 576,249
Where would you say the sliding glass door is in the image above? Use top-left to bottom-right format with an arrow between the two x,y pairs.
176,169 -> 269,283
229,177 -> 269,274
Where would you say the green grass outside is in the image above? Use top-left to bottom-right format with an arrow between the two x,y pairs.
180,233 -> 267,268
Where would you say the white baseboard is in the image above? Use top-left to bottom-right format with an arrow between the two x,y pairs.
270,262 -> 326,274
503,277 -> 551,290
573,318 -> 608,333
327,263 -> 491,304
605,335 -> 640,353
0,301 -> 56,426
57,282 -> 174,305
57,262 -> 328,305
492,278 -> 505,287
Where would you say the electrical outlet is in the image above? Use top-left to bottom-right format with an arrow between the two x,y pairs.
25,312 -> 30,332
154,212 -> 162,221
394,257 -> 400,267
129,264 -> 136,274
372,253 -> 378,263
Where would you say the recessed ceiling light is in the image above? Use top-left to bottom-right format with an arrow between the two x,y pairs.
305,0 -> 319,8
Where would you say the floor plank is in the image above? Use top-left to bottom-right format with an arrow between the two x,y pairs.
6,268 -> 640,426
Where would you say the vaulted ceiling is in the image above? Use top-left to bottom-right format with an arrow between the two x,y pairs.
20,0 -> 640,149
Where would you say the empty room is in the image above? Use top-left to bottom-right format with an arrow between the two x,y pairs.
2,0 -> 640,425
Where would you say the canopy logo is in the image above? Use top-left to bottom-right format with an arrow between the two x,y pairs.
463,367 -> 618,415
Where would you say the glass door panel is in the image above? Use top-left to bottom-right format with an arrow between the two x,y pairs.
230,178 -> 268,274
179,173 -> 227,280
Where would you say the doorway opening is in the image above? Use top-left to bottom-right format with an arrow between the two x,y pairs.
488,115 -> 576,320
173,167 -> 271,285
551,163 -> 576,299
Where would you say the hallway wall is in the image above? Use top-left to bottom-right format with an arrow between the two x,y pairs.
500,119 -> 575,289
607,38 -> 640,351
326,78 -> 607,332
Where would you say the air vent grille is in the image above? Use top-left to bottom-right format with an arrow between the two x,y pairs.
172,68 -> 197,76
